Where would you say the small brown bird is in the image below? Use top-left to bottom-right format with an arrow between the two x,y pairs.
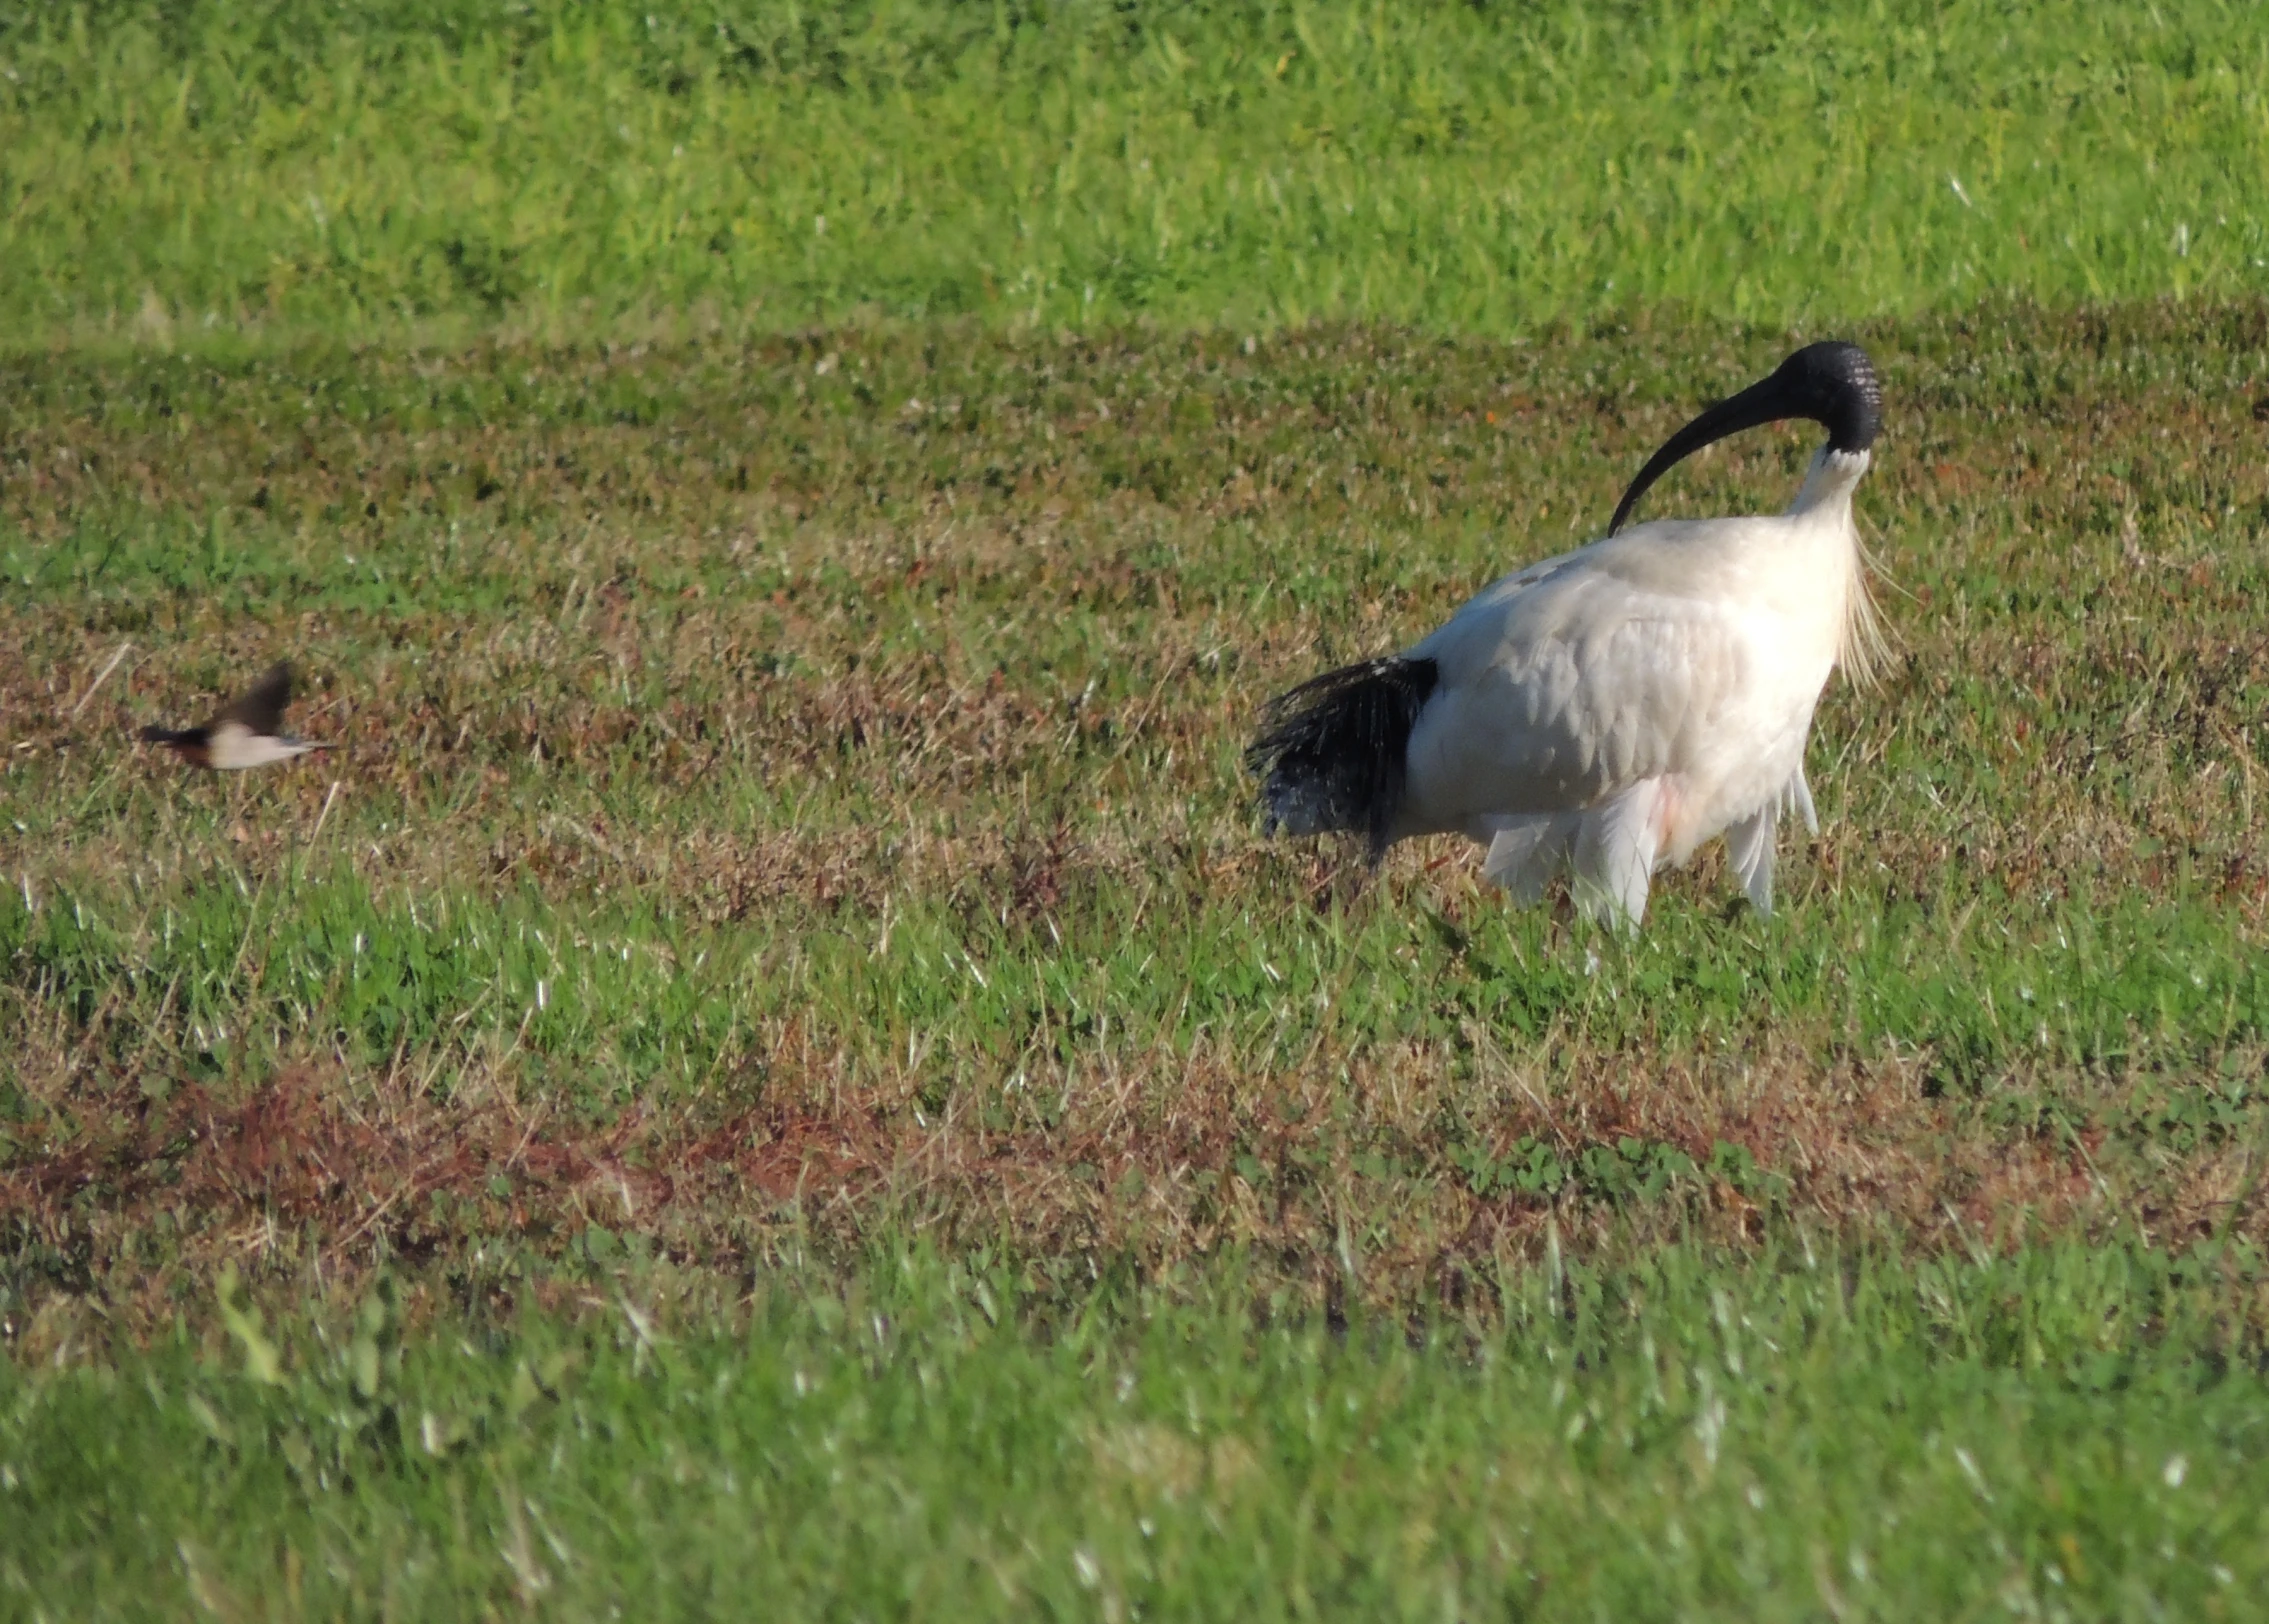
140,662 -> 331,770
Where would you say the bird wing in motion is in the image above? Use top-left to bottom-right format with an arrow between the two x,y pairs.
200,662 -> 328,768
209,663 -> 294,734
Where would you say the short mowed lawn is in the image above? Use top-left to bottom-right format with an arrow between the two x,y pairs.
5,2 -> 2269,1617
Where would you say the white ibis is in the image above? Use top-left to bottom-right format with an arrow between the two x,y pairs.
140,662 -> 332,770
1248,342 -> 1884,928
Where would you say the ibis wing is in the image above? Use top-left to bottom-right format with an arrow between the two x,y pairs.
1402,559 -> 1749,835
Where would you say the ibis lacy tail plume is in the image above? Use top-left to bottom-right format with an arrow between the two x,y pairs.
1248,341 -> 1884,929
1247,655 -> 1439,861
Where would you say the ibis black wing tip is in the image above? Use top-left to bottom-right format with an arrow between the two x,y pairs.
215,662 -> 296,733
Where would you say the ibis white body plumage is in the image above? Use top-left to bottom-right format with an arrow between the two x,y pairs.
1250,342 -> 1884,929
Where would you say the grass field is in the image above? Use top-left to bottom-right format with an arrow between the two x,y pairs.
6,0 -> 2269,1617
4,0 -> 2268,341
9,1243 -> 2268,1618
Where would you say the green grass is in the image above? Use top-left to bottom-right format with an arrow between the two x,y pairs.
4,837 -> 2266,1120
5,304 -> 2268,1307
2,0 -> 2266,343
9,1241 -> 2269,1620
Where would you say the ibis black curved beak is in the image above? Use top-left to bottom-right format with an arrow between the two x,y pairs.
1608,341 -> 1882,535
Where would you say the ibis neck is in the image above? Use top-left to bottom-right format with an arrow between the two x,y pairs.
1780,446 -> 1882,684
1786,446 -> 1870,521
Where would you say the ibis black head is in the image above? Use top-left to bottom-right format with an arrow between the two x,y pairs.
1608,342 -> 1881,534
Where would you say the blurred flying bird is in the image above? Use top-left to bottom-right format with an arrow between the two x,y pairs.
140,661 -> 332,770
1249,342 -> 1885,928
